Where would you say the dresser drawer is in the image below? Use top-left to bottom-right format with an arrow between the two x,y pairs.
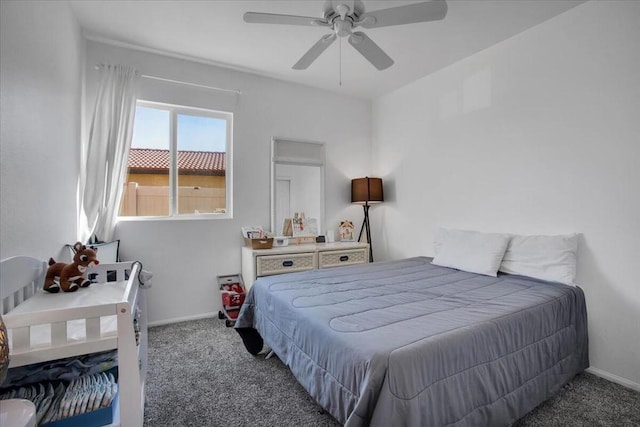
257,252 -> 317,276
319,248 -> 368,268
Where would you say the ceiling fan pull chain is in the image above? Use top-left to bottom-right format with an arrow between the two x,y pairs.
339,37 -> 342,86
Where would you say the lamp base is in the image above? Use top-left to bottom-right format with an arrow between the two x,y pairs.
358,204 -> 374,262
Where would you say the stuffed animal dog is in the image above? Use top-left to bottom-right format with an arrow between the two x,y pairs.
44,242 -> 100,293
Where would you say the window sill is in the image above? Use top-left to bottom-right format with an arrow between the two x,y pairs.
117,212 -> 232,222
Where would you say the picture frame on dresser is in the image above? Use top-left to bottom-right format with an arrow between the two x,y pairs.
282,218 -> 293,236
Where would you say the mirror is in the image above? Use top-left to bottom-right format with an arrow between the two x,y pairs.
271,138 -> 325,237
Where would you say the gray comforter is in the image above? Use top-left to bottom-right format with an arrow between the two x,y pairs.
235,257 -> 589,426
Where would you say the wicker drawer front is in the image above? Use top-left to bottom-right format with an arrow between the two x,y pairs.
257,253 -> 317,276
319,249 -> 368,268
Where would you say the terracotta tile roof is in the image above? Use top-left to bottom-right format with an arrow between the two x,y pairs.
128,148 -> 225,176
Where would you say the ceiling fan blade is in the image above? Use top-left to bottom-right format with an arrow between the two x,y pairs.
359,0 -> 447,29
293,33 -> 337,70
348,32 -> 394,70
243,12 -> 328,27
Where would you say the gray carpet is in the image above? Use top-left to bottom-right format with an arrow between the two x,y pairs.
144,318 -> 640,426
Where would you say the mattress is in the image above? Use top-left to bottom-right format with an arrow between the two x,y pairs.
235,257 -> 589,426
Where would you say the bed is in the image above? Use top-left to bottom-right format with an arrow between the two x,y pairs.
235,256 -> 589,427
0,256 -> 149,426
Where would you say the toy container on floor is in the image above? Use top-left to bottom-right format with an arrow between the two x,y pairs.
216,274 -> 246,327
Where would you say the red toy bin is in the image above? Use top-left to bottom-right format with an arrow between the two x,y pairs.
216,274 -> 246,327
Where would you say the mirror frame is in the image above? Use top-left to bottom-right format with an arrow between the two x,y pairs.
270,137 -> 325,236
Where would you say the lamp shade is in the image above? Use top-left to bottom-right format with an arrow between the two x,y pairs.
351,177 -> 384,204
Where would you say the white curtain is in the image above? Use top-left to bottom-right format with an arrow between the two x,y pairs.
79,64 -> 139,243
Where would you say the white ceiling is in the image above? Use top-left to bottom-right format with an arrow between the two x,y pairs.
69,0 -> 585,100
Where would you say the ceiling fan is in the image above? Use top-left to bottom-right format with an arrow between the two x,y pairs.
243,0 -> 448,71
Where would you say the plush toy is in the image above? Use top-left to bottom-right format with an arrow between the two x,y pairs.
339,220 -> 355,241
44,242 -> 100,293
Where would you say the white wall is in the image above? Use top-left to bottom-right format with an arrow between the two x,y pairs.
0,1 -> 84,260
372,1 -> 639,387
85,41 -> 371,325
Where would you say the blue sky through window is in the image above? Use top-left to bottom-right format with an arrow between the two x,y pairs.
131,106 -> 227,152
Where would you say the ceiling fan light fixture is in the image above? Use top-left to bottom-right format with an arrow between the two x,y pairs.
334,20 -> 353,37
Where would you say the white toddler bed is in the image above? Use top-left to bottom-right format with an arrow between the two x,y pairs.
0,256 -> 149,426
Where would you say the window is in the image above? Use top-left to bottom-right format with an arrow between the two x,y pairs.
119,101 -> 232,217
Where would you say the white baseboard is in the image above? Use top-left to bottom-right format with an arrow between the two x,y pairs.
586,367 -> 640,392
148,311 -> 217,327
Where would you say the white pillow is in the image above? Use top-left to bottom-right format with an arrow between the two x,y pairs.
432,228 -> 510,277
433,227 -> 449,255
499,234 -> 578,285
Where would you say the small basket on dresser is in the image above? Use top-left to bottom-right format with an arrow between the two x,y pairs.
244,237 -> 274,249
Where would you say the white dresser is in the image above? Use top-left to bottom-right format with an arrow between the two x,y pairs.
241,242 -> 369,289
